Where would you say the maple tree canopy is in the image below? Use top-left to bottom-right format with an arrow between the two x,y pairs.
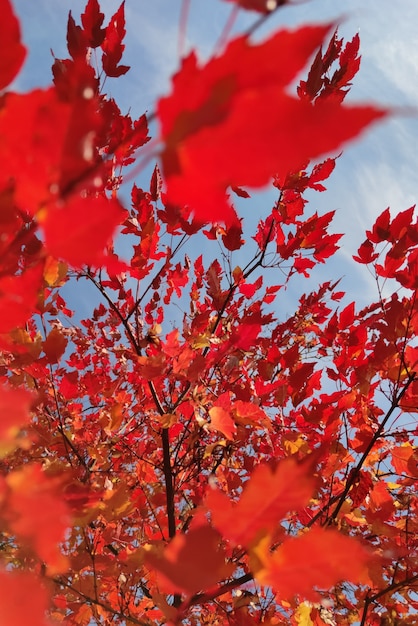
0,0 -> 417,625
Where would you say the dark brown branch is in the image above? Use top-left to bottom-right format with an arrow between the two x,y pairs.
327,372 -> 416,525
125,234 -> 189,323
185,572 -> 253,610
85,271 -> 167,417
162,428 -> 176,540
171,216 -> 276,413
370,573 -> 418,604
359,573 -> 418,626
84,271 -> 174,550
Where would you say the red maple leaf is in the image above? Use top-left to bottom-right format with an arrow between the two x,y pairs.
81,0 -> 106,48
206,457 -> 316,546
158,24 -> 386,227
101,2 -> 130,77
0,385 -> 34,455
0,0 -> 26,90
0,265 -> 43,334
3,464 -> 70,573
42,194 -> 125,268
144,520 -> 233,595
254,527 -> 371,601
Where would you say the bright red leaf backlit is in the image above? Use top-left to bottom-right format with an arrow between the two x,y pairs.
0,0 -> 26,90
254,527 -> 371,601
42,195 -> 125,268
0,265 -> 43,334
3,464 -> 70,573
158,24 -> 386,227
206,458 -> 316,546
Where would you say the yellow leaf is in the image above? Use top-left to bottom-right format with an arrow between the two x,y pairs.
209,406 -> 237,440
192,333 -> 211,349
158,413 -> 178,428
386,482 -> 400,490
43,256 -> 68,287
203,440 -> 228,459
101,483 -> 135,519
284,434 -> 308,455
109,403 -> 124,431
294,602 -> 314,625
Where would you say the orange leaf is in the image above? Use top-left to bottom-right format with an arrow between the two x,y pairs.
0,0 -> 26,90
233,400 -> 270,428
144,521 -> 233,595
206,458 -> 316,546
158,24 -> 386,227
43,257 -> 68,287
0,570 -> 50,626
0,385 -> 34,456
5,464 -> 70,573
0,264 -> 43,333
43,328 -> 68,364
209,406 -> 237,440
254,527 -> 370,601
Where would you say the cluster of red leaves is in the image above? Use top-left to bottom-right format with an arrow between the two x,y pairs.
354,206 -> 418,288
0,0 -> 417,625
0,0 -> 150,335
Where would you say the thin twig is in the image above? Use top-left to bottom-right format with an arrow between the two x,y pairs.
51,576 -> 151,626
359,573 -> 418,626
327,372 -> 416,525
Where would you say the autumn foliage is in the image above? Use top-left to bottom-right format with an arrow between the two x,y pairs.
0,0 -> 417,624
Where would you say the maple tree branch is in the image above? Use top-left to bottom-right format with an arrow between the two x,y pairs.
29,338 -> 89,472
125,234 -> 189,323
185,572 -> 253,610
84,270 -> 175,544
327,371 -> 416,525
162,427 -> 176,540
84,270 -> 167,416
172,217 -> 276,414
51,577 -> 151,626
245,5 -> 281,37
306,493 -> 341,528
360,573 -> 418,626
152,219 -> 276,596
214,4 -> 239,53
369,573 -> 418,603
84,270 -> 138,349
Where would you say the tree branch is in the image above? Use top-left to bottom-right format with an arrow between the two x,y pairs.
327,372 -> 416,525
51,577 -> 151,626
360,573 -> 418,626
162,427 -> 176,540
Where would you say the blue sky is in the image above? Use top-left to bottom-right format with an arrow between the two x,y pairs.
12,0 -> 418,310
